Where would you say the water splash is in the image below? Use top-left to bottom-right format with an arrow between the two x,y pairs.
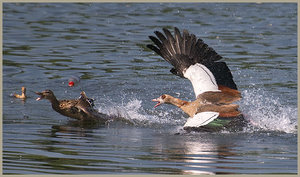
96,98 -> 183,127
94,89 -> 297,134
240,89 -> 297,134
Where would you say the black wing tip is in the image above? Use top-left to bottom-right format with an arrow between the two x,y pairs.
147,44 -> 162,57
162,27 -> 170,33
147,27 -> 236,87
146,44 -> 154,50
148,35 -> 155,40
148,27 -> 223,61
154,30 -> 163,36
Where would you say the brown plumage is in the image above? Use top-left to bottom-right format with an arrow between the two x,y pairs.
198,85 -> 241,104
153,85 -> 241,118
35,90 -> 110,121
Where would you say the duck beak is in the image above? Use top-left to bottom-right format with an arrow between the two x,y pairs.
35,92 -> 43,101
152,98 -> 161,108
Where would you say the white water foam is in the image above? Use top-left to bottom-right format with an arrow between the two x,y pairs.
96,97 -> 185,128
240,89 -> 297,134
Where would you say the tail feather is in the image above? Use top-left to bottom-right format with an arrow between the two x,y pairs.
147,27 -> 237,89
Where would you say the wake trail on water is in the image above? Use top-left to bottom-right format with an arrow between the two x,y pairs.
95,97 -> 185,127
94,89 -> 297,134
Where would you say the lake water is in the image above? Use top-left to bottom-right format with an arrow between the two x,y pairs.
3,3 -> 297,175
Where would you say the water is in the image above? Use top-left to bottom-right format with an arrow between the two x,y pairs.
3,3 -> 297,175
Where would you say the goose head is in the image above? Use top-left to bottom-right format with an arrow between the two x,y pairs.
152,94 -> 173,108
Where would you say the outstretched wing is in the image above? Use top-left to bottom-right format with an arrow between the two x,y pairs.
75,91 -> 95,115
183,111 -> 219,128
147,27 -> 222,77
147,27 -> 238,96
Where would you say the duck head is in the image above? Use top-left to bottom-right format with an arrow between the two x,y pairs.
36,89 -> 55,101
152,94 -> 172,108
21,87 -> 26,94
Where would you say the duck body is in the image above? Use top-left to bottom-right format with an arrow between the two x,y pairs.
14,87 -> 27,99
148,27 -> 246,131
36,90 -> 111,122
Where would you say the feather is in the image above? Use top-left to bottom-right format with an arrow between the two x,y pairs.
183,63 -> 220,98
184,111 -> 219,128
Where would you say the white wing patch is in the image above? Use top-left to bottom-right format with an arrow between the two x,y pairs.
183,63 -> 220,98
183,111 -> 219,128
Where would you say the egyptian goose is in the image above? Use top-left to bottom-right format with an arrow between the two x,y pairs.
13,87 -> 27,99
147,27 -> 242,129
36,90 -> 110,122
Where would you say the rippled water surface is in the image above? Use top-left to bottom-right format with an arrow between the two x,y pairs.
3,3 -> 297,175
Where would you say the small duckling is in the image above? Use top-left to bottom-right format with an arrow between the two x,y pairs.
13,87 -> 27,99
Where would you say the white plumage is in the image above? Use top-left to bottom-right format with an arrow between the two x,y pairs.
184,111 -> 219,128
183,63 -> 220,98
182,64 -> 221,128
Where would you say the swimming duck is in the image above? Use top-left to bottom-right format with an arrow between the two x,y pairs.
35,90 -> 110,122
13,87 -> 27,99
147,27 -> 243,129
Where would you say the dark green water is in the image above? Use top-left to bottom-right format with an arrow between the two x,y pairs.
3,3 -> 297,174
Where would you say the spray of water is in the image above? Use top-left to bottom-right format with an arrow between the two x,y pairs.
96,97 -> 183,127
240,89 -> 297,134
94,89 -> 297,134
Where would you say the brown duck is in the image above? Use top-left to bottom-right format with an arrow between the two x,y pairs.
36,90 -> 110,122
147,27 -> 242,128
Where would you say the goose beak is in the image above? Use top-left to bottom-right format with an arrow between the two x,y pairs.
152,98 -> 161,108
